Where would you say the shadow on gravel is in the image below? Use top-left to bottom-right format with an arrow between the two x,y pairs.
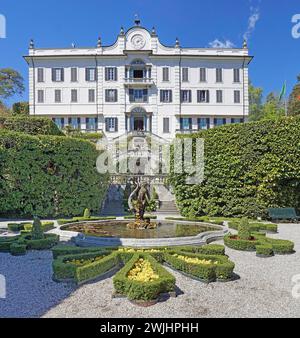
0,251 -> 76,318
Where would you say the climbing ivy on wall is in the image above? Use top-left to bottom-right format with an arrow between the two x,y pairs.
0,130 -> 109,218
170,117 -> 300,218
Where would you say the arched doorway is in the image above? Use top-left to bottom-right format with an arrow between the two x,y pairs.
126,107 -> 152,132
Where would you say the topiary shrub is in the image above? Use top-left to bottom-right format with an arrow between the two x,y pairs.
238,218 -> 252,240
31,217 -> 44,240
83,209 -> 91,219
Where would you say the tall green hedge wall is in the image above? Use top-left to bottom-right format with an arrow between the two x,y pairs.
0,116 -> 63,136
0,130 -> 109,217
171,117 -> 300,218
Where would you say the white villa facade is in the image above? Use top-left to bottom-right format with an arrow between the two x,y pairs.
25,18 -> 253,140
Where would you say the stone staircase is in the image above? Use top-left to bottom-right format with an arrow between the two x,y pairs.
157,200 -> 179,214
101,184 -> 126,217
154,185 -> 180,215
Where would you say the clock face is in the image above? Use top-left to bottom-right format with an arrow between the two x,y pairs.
131,34 -> 145,49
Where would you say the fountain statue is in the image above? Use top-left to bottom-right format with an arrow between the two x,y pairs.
127,180 -> 157,230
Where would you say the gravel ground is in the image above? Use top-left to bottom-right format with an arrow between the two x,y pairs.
1,224 -> 300,318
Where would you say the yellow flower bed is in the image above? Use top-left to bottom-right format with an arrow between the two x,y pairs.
127,258 -> 160,283
118,248 -> 160,253
66,256 -> 103,266
173,254 -> 218,265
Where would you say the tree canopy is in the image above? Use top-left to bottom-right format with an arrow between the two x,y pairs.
0,68 -> 25,100
287,74 -> 300,116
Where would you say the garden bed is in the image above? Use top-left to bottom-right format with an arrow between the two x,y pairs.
113,253 -> 176,305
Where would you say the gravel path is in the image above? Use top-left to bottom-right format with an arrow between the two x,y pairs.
1,224 -> 300,318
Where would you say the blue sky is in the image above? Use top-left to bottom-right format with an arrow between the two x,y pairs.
0,0 -> 299,106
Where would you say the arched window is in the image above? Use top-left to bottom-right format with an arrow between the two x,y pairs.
131,59 -> 145,66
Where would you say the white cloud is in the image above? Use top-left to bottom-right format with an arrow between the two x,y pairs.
208,39 -> 236,48
243,5 -> 261,41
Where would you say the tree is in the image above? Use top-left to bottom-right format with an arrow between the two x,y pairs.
261,92 -> 285,120
12,101 -> 29,116
287,74 -> 300,116
0,101 -> 10,116
0,68 -> 25,100
248,81 -> 263,121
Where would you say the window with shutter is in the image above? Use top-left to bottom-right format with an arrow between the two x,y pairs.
71,68 -> 78,82
200,68 -> 206,82
197,90 -> 209,103
182,68 -> 189,82
234,90 -> 241,103
233,69 -> 240,83
52,68 -> 64,82
37,90 -> 44,103
86,68 -> 96,82
163,67 -> 169,82
216,90 -> 223,103
71,89 -> 78,103
105,67 -> 117,81
216,68 -> 223,83
55,90 -> 61,103
88,89 -> 95,103
163,118 -> 170,133
37,68 -> 44,82
181,90 -> 192,103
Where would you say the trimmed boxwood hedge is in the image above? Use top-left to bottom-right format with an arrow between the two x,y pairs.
113,253 -> 176,301
10,243 -> 27,256
24,233 -> 59,250
0,130 -> 109,218
52,251 -> 111,281
164,251 -> 234,282
256,244 -> 274,257
57,216 -> 116,226
171,117 -> 300,219
174,244 -> 226,256
224,234 -> 294,255
52,245 -> 106,259
76,252 -> 118,284
0,116 -> 63,136
224,235 -> 260,251
228,221 -> 278,233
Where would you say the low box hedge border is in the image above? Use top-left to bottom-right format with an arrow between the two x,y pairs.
224,234 -> 294,255
228,221 -> 278,233
224,235 -> 259,252
163,251 -> 235,282
0,233 -> 59,255
57,216 -> 116,225
24,233 -> 59,250
52,250 -> 112,282
113,253 -> 176,302
123,215 -> 158,220
52,245 -> 107,259
7,221 -> 55,233
10,243 -> 27,256
76,252 -> 119,285
256,244 -> 274,257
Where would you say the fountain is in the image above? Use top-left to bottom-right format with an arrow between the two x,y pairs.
127,180 -> 157,230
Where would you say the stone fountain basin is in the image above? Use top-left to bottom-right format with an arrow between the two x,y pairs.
56,220 -> 229,248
